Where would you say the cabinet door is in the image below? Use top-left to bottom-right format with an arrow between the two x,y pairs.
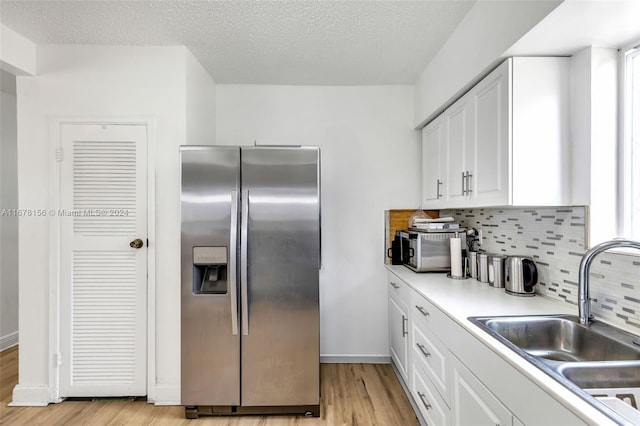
421,116 -> 445,208
413,363 -> 450,426
511,57 -> 570,206
452,357 -> 512,426
389,294 -> 409,382
412,320 -> 449,405
470,59 -> 511,206
445,96 -> 475,206
513,416 -> 526,426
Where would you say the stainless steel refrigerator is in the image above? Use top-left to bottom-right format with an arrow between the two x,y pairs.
180,146 -> 320,419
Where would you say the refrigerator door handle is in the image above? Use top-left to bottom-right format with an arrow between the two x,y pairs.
240,189 -> 250,336
229,190 -> 239,335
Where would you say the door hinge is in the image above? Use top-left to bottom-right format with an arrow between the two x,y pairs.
55,352 -> 62,367
55,146 -> 63,162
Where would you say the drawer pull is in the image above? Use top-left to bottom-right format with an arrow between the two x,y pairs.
402,315 -> 408,337
415,305 -> 429,316
416,343 -> 431,358
461,171 -> 467,195
466,171 -> 473,194
390,282 -> 400,289
417,392 -> 432,410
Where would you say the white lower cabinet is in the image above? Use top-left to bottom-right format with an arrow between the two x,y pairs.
451,356 -> 511,426
412,363 -> 449,426
411,311 -> 449,404
387,271 -> 587,426
388,274 -> 410,383
513,416 -> 525,426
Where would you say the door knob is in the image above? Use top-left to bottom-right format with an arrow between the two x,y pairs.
130,238 -> 144,249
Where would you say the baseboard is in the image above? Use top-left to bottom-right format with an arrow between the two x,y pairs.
148,357 -> 391,406
320,355 -> 391,364
151,383 -> 180,406
8,385 -> 50,406
0,331 -> 18,352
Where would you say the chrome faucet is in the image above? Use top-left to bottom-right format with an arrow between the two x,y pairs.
578,238 -> 640,324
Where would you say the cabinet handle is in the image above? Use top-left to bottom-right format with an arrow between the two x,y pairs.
436,179 -> 443,199
390,282 -> 400,289
417,392 -> 432,410
466,171 -> 473,194
415,305 -> 429,317
461,171 -> 467,195
416,343 -> 431,358
402,315 -> 408,337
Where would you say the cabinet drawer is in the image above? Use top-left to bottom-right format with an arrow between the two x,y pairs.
410,289 -> 451,337
412,362 -> 449,426
388,272 -> 411,304
412,320 -> 449,406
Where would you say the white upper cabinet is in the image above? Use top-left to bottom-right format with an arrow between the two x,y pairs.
510,57 -> 570,206
421,57 -> 570,209
421,115 -> 445,207
445,95 -> 475,206
470,61 -> 510,206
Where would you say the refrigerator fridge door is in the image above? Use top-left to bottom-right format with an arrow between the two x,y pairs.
181,146 -> 241,406
240,146 -> 320,406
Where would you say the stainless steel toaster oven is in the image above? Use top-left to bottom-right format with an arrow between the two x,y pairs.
401,231 -> 465,272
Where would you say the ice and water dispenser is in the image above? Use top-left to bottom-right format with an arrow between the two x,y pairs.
192,246 -> 229,294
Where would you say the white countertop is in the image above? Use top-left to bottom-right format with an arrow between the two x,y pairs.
385,265 -> 622,426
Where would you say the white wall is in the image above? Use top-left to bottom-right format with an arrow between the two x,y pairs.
413,0 -> 561,128
590,48 -> 619,244
570,46 -> 618,245
0,86 -> 19,351
0,24 -> 37,76
13,45 -> 215,405
0,26 -> 33,351
216,85 -> 420,359
570,48 -> 592,207
185,52 -> 216,145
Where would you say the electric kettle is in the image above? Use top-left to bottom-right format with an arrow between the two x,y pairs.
504,256 -> 538,296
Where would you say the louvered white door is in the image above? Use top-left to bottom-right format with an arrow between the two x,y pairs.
58,123 -> 147,397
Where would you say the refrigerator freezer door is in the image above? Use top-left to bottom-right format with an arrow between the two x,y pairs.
240,147 -> 320,407
181,146 -> 241,406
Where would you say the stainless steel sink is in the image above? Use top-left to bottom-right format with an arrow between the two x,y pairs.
469,314 -> 640,425
557,362 -> 640,389
472,314 -> 640,362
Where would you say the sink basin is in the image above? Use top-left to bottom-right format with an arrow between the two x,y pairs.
470,314 -> 640,362
558,362 -> 640,389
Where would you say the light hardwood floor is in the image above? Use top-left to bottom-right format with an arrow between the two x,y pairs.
1,347 -> 419,425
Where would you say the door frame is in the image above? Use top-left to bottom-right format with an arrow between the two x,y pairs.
47,117 -> 157,403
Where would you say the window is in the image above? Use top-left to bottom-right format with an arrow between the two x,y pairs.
622,43 -> 640,240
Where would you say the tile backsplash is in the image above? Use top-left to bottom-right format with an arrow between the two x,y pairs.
444,206 -> 640,332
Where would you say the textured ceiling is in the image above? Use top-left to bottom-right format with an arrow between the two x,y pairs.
0,0 -> 475,85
